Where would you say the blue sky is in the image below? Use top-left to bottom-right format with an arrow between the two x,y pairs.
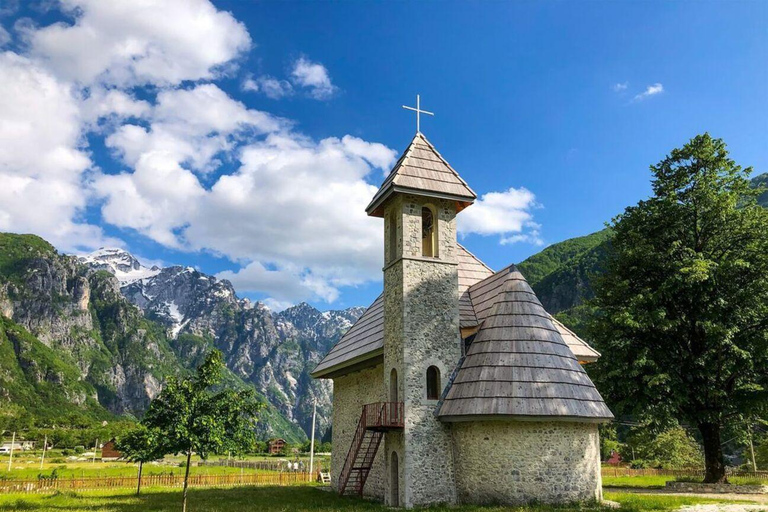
0,0 -> 766,311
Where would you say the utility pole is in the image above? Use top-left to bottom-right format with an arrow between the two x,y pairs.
7,432 -> 15,472
92,439 -> 98,464
309,399 -> 317,479
40,435 -> 47,470
749,424 -> 758,472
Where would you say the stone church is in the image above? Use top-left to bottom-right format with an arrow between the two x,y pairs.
312,132 -> 613,507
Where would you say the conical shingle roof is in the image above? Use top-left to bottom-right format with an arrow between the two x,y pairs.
366,132 -> 476,217
438,266 -> 613,421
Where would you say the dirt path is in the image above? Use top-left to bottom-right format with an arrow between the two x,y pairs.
605,487 -> 768,510
677,505 -> 768,511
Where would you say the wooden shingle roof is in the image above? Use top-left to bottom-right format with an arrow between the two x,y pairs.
311,249 -> 606,416
366,133 -> 476,217
311,245 -> 490,378
551,316 -> 601,363
437,266 -> 613,421
311,294 -> 384,378
458,245 -> 495,328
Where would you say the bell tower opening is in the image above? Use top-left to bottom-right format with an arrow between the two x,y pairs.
421,206 -> 437,257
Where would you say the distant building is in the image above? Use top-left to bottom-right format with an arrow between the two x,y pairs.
0,440 -> 34,452
606,450 -> 623,466
101,440 -> 122,461
268,438 -> 286,455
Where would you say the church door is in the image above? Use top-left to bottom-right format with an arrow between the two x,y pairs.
390,451 -> 399,507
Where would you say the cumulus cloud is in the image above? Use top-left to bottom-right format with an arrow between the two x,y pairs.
105,84 -> 283,173
458,187 -> 541,244
291,57 -> 337,99
633,83 -> 664,101
0,52 -> 111,250
0,0 -> 543,308
184,134 -> 397,302
242,74 -> 293,99
23,0 -> 251,87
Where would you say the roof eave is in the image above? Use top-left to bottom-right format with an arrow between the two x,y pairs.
366,184 -> 475,218
437,413 -> 614,424
310,348 -> 384,379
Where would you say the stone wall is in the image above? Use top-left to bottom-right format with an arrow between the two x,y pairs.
451,421 -> 602,505
331,365 -> 385,498
383,194 -> 461,507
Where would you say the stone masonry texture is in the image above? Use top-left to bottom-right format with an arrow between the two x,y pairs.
451,421 -> 602,504
383,195 -> 460,507
331,365 -> 385,499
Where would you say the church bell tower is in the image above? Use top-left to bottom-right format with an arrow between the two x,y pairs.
365,131 -> 476,507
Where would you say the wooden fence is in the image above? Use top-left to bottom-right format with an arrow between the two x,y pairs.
0,471 -> 311,494
198,459 -> 286,471
601,467 -> 768,481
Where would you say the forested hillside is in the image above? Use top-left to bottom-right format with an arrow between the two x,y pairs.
517,172 -> 767,334
0,233 -> 360,443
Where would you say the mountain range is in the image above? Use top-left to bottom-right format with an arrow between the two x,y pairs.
1,173 -> 763,442
0,236 -> 362,442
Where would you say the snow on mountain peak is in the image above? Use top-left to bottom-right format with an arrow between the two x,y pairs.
79,247 -> 161,286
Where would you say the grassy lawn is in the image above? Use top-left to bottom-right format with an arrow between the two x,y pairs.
0,454 -> 330,480
0,486 -> 756,512
602,475 -> 766,489
1,463 -> 264,480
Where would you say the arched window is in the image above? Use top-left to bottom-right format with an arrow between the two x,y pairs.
389,212 -> 398,263
421,206 -> 437,257
426,366 -> 440,400
390,368 -> 398,402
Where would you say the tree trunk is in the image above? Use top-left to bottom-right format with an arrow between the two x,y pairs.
699,422 -> 728,483
137,461 -> 143,496
182,450 -> 192,512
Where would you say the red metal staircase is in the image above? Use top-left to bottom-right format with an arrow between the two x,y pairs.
337,402 -> 403,496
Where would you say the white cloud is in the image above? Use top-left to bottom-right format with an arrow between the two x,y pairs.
612,82 -> 628,92
106,84 -> 284,173
0,0 -> 545,307
633,83 -> 664,101
0,51 -> 112,250
182,133 -> 396,302
242,74 -> 293,99
290,57 -> 337,99
458,187 -> 540,245
24,0 -> 251,87
501,227 -> 544,246
80,88 -> 152,125
0,25 -> 10,47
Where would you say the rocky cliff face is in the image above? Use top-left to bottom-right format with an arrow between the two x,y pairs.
0,236 -> 177,420
78,248 -> 364,439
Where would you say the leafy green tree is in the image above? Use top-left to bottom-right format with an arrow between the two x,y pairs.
626,426 -> 703,469
116,425 -> 164,495
142,350 -> 264,512
590,134 -> 768,482
599,423 -> 622,461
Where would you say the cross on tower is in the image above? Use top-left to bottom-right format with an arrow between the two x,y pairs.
402,94 -> 434,134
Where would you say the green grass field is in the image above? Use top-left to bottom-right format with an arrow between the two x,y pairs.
0,453 -> 330,480
602,474 -> 766,488
0,486 -> 756,512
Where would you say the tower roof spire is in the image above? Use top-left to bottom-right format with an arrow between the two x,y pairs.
402,94 -> 433,134
365,132 -> 476,217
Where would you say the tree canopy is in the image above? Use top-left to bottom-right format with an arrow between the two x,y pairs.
142,349 -> 264,511
590,133 -> 768,482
